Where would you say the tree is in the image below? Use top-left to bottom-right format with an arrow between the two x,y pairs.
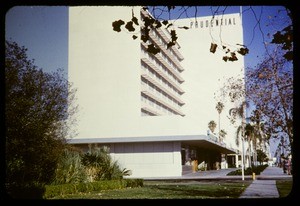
208,120 -> 217,135
268,8 -> 293,61
229,101 -> 247,169
256,149 -> 268,165
219,129 -> 227,143
246,47 -> 293,155
216,101 -> 224,141
244,122 -> 265,167
5,40 -> 78,198
228,100 -> 248,181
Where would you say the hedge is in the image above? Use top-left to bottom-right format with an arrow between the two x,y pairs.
43,178 -> 143,198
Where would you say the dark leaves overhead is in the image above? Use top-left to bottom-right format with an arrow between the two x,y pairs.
211,43 -> 248,61
112,20 -> 125,32
141,34 -> 148,43
162,20 -> 168,25
112,9 -> 181,54
170,30 -> 177,42
167,42 -> 175,49
147,44 -> 160,55
210,43 -> 217,53
283,51 -> 293,61
132,16 -> 139,26
271,25 -> 293,61
141,27 -> 150,43
154,20 -> 162,28
237,47 -> 249,56
167,30 -> 178,49
125,21 -> 135,32
166,23 -> 173,29
143,16 -> 155,28
223,52 -> 238,62
112,7 -> 248,59
178,26 -> 189,30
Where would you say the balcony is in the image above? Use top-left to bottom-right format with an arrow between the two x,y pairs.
141,85 -> 185,116
141,72 -> 185,106
141,103 -> 162,116
141,57 -> 185,94
140,9 -> 184,62
149,32 -> 185,73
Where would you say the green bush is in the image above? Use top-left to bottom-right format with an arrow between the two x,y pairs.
81,146 -> 131,181
227,164 -> 268,176
124,178 -> 144,188
51,148 -> 89,185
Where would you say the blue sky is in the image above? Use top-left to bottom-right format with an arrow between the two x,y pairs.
5,5 -> 291,157
5,6 -> 69,75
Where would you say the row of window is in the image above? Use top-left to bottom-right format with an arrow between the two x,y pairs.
150,29 -> 183,65
141,102 -> 177,116
141,77 -> 182,108
140,9 -> 184,63
141,93 -> 181,116
141,62 -> 182,98
141,48 -> 182,88
147,37 -> 182,74
140,10 -> 185,117
141,109 -> 156,116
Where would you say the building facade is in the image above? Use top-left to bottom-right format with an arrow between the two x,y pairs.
68,6 -> 248,178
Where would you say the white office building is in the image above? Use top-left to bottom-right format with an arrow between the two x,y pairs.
68,6 -> 248,178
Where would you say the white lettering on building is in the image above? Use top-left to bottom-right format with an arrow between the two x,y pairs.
189,18 -> 236,29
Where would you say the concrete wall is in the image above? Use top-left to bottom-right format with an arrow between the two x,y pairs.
175,12 -> 245,156
110,141 -> 182,177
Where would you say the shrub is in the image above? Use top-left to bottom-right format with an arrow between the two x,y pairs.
43,179 -> 143,199
81,146 -> 131,181
51,149 -> 88,185
226,164 -> 269,176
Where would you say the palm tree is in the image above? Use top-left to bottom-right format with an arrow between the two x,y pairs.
208,120 -> 217,135
248,109 -> 267,166
216,102 -> 224,142
252,122 -> 267,166
229,101 -> 247,169
245,123 -> 255,167
219,129 -> 227,143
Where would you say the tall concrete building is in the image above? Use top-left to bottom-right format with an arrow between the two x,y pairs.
68,6 -> 249,178
140,9 -> 186,117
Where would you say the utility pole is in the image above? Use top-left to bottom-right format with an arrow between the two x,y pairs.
241,102 -> 246,181
241,138 -> 245,180
281,136 -> 284,156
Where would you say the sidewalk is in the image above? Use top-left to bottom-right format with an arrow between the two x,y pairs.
239,166 -> 292,198
144,165 -> 292,181
142,165 -> 293,198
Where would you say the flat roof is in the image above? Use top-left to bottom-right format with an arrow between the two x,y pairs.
67,134 -> 237,154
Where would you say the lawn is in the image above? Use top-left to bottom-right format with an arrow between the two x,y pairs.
47,180 -> 252,199
276,179 -> 293,198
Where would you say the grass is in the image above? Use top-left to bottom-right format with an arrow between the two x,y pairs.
47,180 -> 252,199
276,180 -> 293,198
